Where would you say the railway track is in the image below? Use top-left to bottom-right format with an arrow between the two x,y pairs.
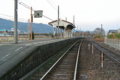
91,41 -> 120,66
40,40 -> 83,80
23,39 -> 119,80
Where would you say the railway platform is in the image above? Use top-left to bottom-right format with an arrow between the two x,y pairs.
0,38 -> 120,80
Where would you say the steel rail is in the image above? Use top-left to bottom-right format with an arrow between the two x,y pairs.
40,40 -> 80,80
92,41 -> 120,56
96,45 -> 120,66
91,41 -> 120,66
73,40 -> 83,80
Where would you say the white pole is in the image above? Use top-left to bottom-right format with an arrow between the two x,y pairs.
101,52 -> 104,68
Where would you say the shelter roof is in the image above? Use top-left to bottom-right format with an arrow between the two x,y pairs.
48,19 -> 75,30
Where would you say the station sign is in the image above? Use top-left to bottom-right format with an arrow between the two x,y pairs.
34,10 -> 43,18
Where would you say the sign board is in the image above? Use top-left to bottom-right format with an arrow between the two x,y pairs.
34,10 -> 43,18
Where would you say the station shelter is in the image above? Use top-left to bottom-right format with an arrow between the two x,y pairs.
48,19 -> 75,38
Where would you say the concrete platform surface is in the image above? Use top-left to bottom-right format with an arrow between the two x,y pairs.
0,38 -> 65,78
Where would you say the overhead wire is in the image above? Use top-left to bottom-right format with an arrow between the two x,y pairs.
46,0 -> 65,19
18,1 -> 53,21
46,0 -> 57,11
0,1 -> 53,22
0,13 -> 13,18
0,13 -> 29,22
18,1 -> 31,10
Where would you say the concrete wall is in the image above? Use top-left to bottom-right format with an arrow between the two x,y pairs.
0,38 -> 79,80
104,38 -> 120,50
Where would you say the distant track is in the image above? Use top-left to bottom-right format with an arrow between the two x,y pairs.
91,41 -> 120,66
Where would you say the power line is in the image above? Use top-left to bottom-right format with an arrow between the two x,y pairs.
0,13 -> 30,22
11,0 -> 53,21
0,13 -> 13,18
0,1 -> 57,21
43,15 -> 53,20
18,1 -> 53,21
18,1 -> 31,10
46,0 -> 57,11
46,0 -> 65,19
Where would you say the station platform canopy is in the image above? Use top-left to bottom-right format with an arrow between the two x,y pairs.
48,19 -> 75,30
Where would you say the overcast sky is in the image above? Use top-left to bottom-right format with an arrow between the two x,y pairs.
1,0 -> 120,32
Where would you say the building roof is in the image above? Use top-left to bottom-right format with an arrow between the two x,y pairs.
108,30 -> 118,33
48,19 -> 73,24
48,19 -> 75,30
0,29 -> 7,31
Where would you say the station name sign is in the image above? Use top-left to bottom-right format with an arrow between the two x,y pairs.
34,10 -> 43,18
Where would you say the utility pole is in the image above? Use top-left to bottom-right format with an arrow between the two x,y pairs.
101,24 -> 103,36
73,15 -> 75,37
30,7 -> 33,41
14,0 -> 18,44
73,15 -> 75,25
57,6 -> 60,38
65,17 -> 67,21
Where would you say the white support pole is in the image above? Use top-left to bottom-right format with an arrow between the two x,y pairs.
92,44 -> 94,54
57,6 -> 59,38
88,43 -> 90,50
101,52 -> 104,68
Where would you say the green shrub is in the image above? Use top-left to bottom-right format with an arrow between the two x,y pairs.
107,33 -> 120,39
107,34 -> 113,39
115,33 -> 120,39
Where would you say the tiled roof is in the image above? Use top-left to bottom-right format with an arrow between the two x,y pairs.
108,30 -> 117,33
48,19 -> 73,24
48,19 -> 75,28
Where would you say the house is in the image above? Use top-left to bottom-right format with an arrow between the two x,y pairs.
107,30 -> 118,35
0,29 -> 8,36
7,31 -> 14,35
0,29 -> 8,33
93,27 -> 105,36
7,28 -> 14,35
118,29 -> 120,33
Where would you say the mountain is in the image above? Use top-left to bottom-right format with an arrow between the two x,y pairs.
0,18 -> 54,33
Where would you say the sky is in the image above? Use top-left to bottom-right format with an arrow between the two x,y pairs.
1,0 -> 120,32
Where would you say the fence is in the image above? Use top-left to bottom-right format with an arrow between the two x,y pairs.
0,33 -> 53,42
104,38 -> 120,50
